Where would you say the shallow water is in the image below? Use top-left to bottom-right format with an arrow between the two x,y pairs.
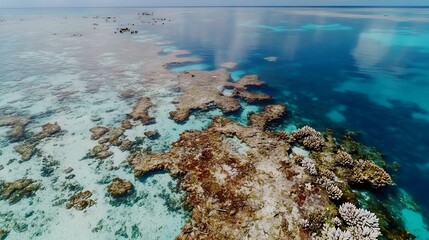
1,7 -> 429,239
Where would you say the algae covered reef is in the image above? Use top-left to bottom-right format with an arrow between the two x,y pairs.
130,102 -> 413,239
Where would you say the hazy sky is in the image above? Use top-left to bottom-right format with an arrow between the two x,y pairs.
1,0 -> 428,8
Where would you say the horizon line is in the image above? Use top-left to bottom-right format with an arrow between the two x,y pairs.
1,6 -> 429,9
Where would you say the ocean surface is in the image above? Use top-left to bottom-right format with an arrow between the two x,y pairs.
0,7 -> 429,239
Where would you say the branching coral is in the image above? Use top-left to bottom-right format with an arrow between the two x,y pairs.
335,151 -> 354,167
339,202 -> 380,229
316,177 -> 343,200
318,224 -> 353,240
301,157 -> 318,176
292,126 -> 324,151
316,203 -> 381,240
339,202 -> 381,239
350,160 -> 392,188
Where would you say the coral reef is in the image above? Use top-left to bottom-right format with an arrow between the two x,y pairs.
292,126 -> 324,151
0,117 -> 30,142
90,126 -> 109,140
66,190 -> 95,210
107,178 -> 134,197
0,179 -> 40,204
335,151 -> 354,167
128,97 -> 155,125
131,105 -> 335,239
13,122 -> 62,161
316,177 -> 343,200
14,143 -> 37,162
34,122 -> 61,140
349,160 -> 392,188
88,123 -> 137,159
144,130 -> 159,139
169,70 -> 271,122
89,145 -> 113,159
315,203 -> 381,239
248,104 -> 287,129
128,99 -> 399,239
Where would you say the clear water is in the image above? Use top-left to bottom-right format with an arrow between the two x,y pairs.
1,7 -> 429,239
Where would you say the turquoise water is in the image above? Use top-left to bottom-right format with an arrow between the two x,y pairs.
1,7 -> 429,239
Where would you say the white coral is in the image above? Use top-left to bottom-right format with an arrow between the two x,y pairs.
317,177 -> 343,200
292,126 -> 324,151
301,157 -> 318,176
339,203 -> 381,240
317,224 -> 353,240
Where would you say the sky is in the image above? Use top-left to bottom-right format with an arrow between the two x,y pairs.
0,0 -> 428,8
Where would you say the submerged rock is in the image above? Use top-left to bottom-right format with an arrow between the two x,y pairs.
13,122 -> 62,161
90,126 -> 109,140
121,120 -> 132,129
0,179 -> 41,204
0,117 -> 30,142
90,145 -> 113,160
14,143 -> 36,162
66,190 -> 95,210
107,177 -> 134,197
169,70 -> 270,123
128,97 -> 155,125
35,122 -> 61,140
119,140 -> 133,151
144,130 -> 159,139
0,229 -> 9,240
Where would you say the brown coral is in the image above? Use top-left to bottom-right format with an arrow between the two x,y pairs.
34,122 -> 61,140
128,97 -> 155,125
335,151 -> 354,167
248,104 -> 287,129
90,126 -> 109,140
350,160 -> 392,188
130,105 -> 332,239
107,177 -> 134,197
0,179 -> 40,204
169,70 -> 271,123
66,190 -> 95,210
292,126 -> 324,151
0,117 -> 30,142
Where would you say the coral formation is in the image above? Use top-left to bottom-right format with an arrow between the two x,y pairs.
315,203 -> 381,239
131,105 -> 335,239
66,190 -> 95,210
316,177 -> 343,200
144,130 -> 159,139
88,123 -> 138,159
13,122 -> 62,161
220,62 -> 238,69
0,117 -> 30,142
107,177 -> 134,197
248,104 -> 287,129
129,100 -> 398,239
292,126 -> 324,151
34,122 -> 61,140
349,160 -> 392,188
169,70 -> 271,122
0,179 -> 40,204
14,143 -> 37,162
128,97 -> 155,125
90,126 -> 109,140
335,151 -> 354,167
